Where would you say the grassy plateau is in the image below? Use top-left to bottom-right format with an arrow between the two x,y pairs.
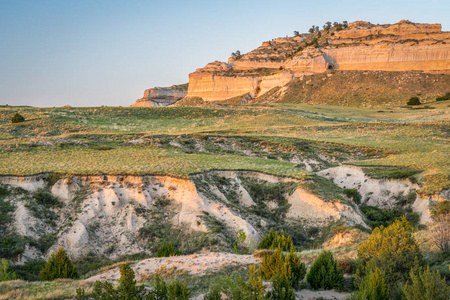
1,100 -> 448,194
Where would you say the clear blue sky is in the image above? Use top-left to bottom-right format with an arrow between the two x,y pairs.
1,0 -> 449,107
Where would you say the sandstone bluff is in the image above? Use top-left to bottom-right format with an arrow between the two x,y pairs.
131,20 -> 450,107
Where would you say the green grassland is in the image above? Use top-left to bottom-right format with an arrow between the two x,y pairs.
0,100 -> 449,193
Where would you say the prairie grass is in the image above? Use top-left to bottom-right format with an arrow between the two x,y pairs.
0,102 -> 448,193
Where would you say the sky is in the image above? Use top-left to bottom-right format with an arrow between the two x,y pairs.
0,0 -> 449,107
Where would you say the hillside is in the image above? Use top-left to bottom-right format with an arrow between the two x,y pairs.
132,20 -> 450,107
1,100 -> 449,298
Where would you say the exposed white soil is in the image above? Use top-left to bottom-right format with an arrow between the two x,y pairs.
0,175 -> 46,192
295,289 -> 351,300
319,165 -> 417,206
2,170 -> 366,261
318,165 -> 433,224
86,252 -> 259,283
286,188 -> 365,227
86,251 -> 349,300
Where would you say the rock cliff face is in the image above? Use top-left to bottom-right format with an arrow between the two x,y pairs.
187,62 -> 294,101
131,84 -> 188,107
183,20 -> 449,103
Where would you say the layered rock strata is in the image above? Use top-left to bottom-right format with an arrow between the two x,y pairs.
131,83 -> 188,107
184,20 -> 450,102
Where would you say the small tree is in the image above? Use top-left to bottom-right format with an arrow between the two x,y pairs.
234,230 -> 249,254
117,264 -> 139,298
293,31 -> 300,37
402,266 -> 450,300
241,266 -> 266,300
352,267 -> 390,300
11,113 -> 25,124
266,274 -> 296,300
258,230 -> 295,251
260,247 -> 306,288
407,96 -> 421,105
0,258 -> 16,281
306,251 -> 344,290
231,50 -> 241,57
40,247 -> 79,281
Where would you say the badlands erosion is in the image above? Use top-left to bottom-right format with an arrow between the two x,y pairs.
1,20 -> 449,299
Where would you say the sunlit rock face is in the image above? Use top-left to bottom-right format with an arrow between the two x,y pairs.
184,20 -> 450,102
131,83 -> 188,107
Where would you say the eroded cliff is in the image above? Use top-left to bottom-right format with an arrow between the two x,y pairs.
1,171 -> 368,263
183,20 -> 450,103
131,84 -> 188,107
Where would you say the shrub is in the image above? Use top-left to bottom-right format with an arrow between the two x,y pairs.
407,97 -> 421,105
241,265 -> 266,299
13,259 -> 46,281
402,265 -> 450,300
204,285 -> 222,300
0,258 -> 16,281
147,276 -> 168,299
357,218 -> 423,287
210,267 -> 266,300
40,246 -> 79,280
344,188 -> 362,205
436,92 -> 450,101
260,247 -> 306,289
258,230 -> 295,251
265,274 -> 296,300
0,234 -> 33,260
306,251 -> 344,290
32,188 -> 61,208
37,233 -> 58,253
155,242 -> 181,257
352,267 -> 390,300
360,205 -> 402,228
167,280 -> 191,300
11,113 -> 25,123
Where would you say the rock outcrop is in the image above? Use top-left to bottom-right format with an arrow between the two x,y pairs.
183,20 -> 450,103
131,83 -> 188,107
187,65 -> 294,101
